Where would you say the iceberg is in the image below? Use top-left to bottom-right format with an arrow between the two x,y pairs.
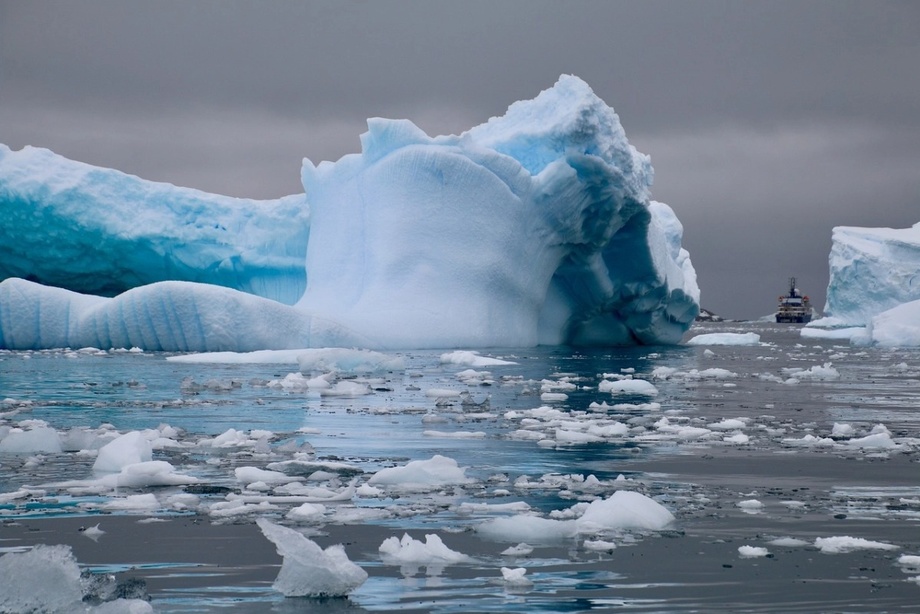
817,223 -> 920,346
823,224 -> 920,326
0,75 -> 699,351
0,144 -> 310,304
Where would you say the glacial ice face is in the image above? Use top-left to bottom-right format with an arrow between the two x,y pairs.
824,223 -> 920,325
0,75 -> 699,351
301,75 -> 699,347
0,144 -> 310,304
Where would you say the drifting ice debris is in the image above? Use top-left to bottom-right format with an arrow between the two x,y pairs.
256,518 -> 367,597
0,544 -> 152,613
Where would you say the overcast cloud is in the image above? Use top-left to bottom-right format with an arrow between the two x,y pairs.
2,0 -> 919,319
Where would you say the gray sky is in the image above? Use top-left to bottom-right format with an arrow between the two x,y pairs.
2,1 -> 919,320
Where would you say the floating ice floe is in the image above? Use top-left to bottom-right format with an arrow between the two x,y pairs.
379,533 -> 472,566
0,544 -> 154,613
686,332 -> 760,346
500,566 -> 532,586
781,362 -> 840,382
440,351 -> 517,367
368,455 -> 474,491
814,536 -> 899,554
256,518 -> 367,597
477,490 -> 674,543
738,545 -> 770,558
598,378 -> 658,396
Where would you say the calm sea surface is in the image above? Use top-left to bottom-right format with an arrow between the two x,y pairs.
2,321 -> 919,612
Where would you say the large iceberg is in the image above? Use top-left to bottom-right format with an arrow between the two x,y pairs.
0,144 -> 310,304
0,75 -> 699,351
823,224 -> 920,326
816,223 -> 920,346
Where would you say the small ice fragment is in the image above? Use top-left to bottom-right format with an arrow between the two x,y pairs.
80,523 -> 105,542
500,566 -> 532,585
501,543 -> 534,556
738,545 -> 770,558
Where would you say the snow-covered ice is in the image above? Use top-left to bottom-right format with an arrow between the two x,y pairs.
814,536 -> 899,554
378,533 -> 472,566
686,332 -> 760,346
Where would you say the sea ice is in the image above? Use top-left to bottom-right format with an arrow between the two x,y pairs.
478,490 -> 674,542
440,351 -> 517,367
814,536 -> 899,554
368,455 -> 473,491
598,379 -> 659,396
500,566 -> 532,585
685,332 -> 761,346
0,75 -> 699,351
256,518 -> 367,597
0,426 -> 62,454
0,544 -> 153,613
378,533 -> 472,565
738,545 -> 770,558
93,431 -> 152,473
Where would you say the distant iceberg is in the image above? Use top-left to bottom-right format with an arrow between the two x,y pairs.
814,223 -> 920,346
0,75 -> 699,351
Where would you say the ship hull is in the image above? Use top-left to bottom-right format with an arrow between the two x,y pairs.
776,313 -> 812,324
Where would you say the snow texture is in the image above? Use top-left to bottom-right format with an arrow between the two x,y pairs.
0,75 -> 698,351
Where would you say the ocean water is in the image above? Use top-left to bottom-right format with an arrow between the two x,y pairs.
2,321 -> 919,612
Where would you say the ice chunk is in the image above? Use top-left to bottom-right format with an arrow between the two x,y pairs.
1,75 -> 698,351
738,545 -> 770,558
0,426 -> 62,454
256,518 -> 367,597
576,491 -> 675,531
0,544 -> 82,612
0,544 -> 153,613
368,455 -> 473,491
479,490 -> 673,542
598,378 -> 658,396
686,332 -> 760,346
814,536 -> 899,554
440,351 -> 517,367
93,431 -> 152,473
860,300 -> 920,347
378,533 -> 471,565
500,566 -> 532,585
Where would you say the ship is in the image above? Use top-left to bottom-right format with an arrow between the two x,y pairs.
775,277 -> 812,323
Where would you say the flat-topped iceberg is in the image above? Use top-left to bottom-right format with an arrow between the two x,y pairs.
0,144 -> 309,304
0,75 -> 699,351
814,223 -> 920,346
823,224 -> 920,326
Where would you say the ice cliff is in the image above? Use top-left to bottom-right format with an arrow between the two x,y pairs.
0,144 -> 310,304
818,223 -> 920,346
824,224 -> 920,326
0,75 -> 699,351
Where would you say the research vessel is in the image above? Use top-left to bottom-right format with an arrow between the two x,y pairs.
775,277 -> 812,323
